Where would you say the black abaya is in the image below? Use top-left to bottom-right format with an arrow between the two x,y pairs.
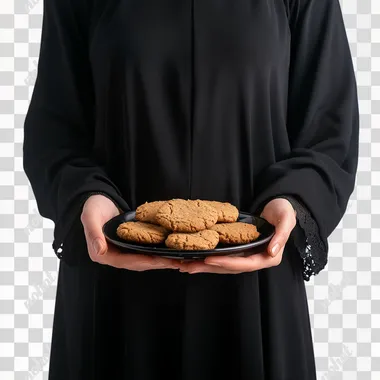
23,0 -> 359,379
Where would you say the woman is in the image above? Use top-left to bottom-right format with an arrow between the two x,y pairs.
23,0 -> 359,379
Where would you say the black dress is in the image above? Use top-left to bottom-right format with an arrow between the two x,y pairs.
23,0 -> 359,379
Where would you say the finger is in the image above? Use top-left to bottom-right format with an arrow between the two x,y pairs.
267,212 -> 296,257
101,246 -> 180,270
178,261 -> 242,274
83,229 -> 107,262
204,251 -> 282,271
103,253 -> 179,270
81,210 -> 108,258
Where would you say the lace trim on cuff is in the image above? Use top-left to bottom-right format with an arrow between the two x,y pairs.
278,195 -> 328,281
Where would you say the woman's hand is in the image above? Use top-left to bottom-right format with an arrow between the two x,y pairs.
81,194 -> 179,270
177,198 -> 297,274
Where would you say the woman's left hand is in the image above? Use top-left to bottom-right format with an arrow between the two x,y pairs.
177,198 -> 297,274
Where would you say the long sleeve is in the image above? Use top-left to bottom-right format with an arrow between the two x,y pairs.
250,0 -> 359,278
23,0 -> 130,261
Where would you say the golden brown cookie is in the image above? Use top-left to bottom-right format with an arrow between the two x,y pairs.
165,230 -> 220,251
202,200 -> 239,223
116,221 -> 169,244
156,199 -> 218,232
135,201 -> 167,224
210,222 -> 260,244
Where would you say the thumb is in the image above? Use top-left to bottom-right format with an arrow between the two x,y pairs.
81,209 -> 108,257
267,213 -> 296,257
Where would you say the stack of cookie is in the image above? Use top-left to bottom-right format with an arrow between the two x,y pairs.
116,199 -> 260,251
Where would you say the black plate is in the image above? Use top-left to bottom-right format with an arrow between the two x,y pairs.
102,211 -> 275,259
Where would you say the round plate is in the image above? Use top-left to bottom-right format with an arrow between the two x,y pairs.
102,211 -> 275,259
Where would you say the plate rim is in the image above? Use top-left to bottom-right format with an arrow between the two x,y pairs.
102,210 -> 275,256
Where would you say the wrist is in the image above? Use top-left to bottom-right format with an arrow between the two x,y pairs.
86,192 -> 124,214
273,195 -> 297,213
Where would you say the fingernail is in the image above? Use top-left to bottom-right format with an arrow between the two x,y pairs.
92,238 -> 104,255
271,243 -> 280,256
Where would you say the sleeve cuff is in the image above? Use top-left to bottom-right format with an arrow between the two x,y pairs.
52,190 -> 129,262
269,195 -> 328,281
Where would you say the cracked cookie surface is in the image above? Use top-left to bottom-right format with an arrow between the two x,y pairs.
165,230 -> 220,250
135,201 -> 167,224
116,221 -> 169,244
210,222 -> 260,244
202,201 -> 239,223
156,199 -> 218,232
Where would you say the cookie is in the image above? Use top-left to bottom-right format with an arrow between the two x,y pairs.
116,221 -> 169,244
156,199 -> 218,232
202,200 -> 239,223
165,230 -> 220,251
210,222 -> 260,244
135,201 -> 167,224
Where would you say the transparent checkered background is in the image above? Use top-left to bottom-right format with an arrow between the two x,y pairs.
0,0 -> 379,379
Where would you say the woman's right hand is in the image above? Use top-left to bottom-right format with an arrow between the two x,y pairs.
80,194 -> 180,271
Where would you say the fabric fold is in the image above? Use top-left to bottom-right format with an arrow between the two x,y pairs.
250,0 -> 359,277
22,0 -> 130,260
